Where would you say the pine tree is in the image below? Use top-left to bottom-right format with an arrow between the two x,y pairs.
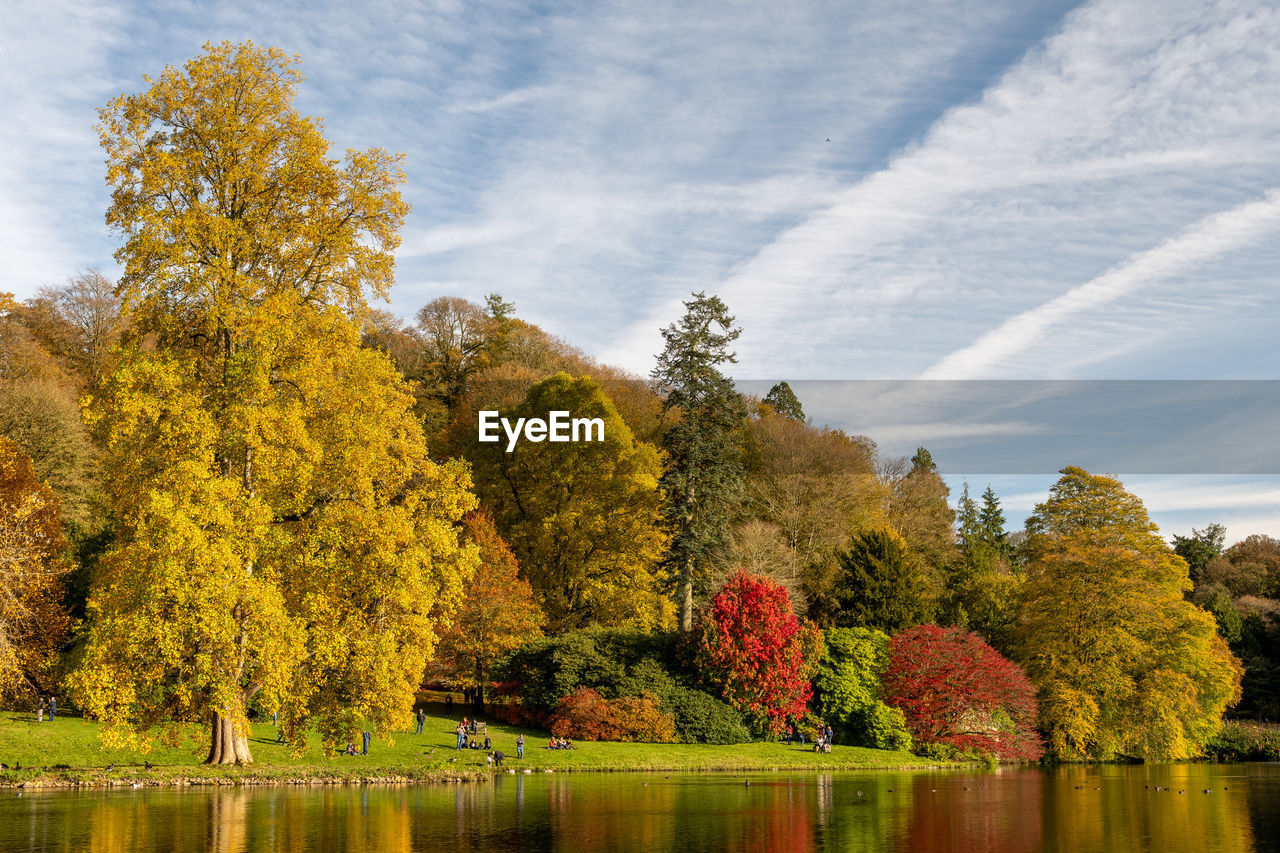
652,292 -> 747,631
978,485 -> 1009,554
762,381 -> 805,420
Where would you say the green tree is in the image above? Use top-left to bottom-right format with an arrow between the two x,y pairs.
652,292 -> 747,630
1015,467 -> 1242,761
816,528 -> 934,631
1174,523 -> 1227,586
978,485 -> 1009,555
811,627 -> 910,749
761,381 -> 804,420
946,482 -> 1020,651
66,42 -> 478,765
467,372 -> 671,631
956,482 -> 980,553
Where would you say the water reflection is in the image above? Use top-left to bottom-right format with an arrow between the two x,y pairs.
1,765 -> 1276,852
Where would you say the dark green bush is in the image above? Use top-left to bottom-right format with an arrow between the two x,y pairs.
662,686 -> 752,744
495,629 -> 749,743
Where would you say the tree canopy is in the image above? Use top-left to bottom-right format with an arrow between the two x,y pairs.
427,512 -> 544,700
884,625 -> 1042,761
67,41 -> 478,765
467,372 -> 671,631
0,439 -> 72,702
694,570 -> 821,735
816,528 -> 935,631
1015,467 -> 1242,761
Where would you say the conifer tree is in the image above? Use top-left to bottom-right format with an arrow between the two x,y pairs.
652,292 -> 747,631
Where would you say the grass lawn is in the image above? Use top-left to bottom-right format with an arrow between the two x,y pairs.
0,694 -> 947,787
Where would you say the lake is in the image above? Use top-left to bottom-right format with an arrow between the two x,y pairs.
3,763 -> 1278,852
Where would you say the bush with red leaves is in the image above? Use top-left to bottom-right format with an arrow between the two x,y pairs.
695,570 -> 822,735
883,625 -> 1043,761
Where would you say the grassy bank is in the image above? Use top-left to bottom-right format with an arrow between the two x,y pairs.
0,698 -> 947,788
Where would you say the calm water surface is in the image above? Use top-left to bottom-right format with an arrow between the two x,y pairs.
2,763 -> 1277,852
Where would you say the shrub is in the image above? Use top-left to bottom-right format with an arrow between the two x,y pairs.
495,630 -> 678,713
695,570 -> 822,735
812,627 -> 905,748
547,688 -> 677,742
662,686 -> 752,744
884,625 -> 1043,761
496,629 -> 750,743
1205,721 -> 1280,761
860,701 -> 912,751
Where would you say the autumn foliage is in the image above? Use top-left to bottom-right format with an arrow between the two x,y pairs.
883,625 -> 1043,761
0,438 -> 72,700
547,687 -> 677,742
429,512 -> 544,696
695,570 -> 821,734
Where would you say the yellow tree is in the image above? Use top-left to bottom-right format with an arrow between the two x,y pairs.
1015,467 -> 1242,760
427,512 -> 544,704
467,372 -> 672,631
0,438 -> 72,701
67,42 -> 478,764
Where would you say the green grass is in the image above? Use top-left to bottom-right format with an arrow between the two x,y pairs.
0,695 -> 947,787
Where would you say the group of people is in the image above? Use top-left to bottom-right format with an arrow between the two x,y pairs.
784,722 -> 836,752
547,736 -> 575,750
35,696 -> 57,722
454,717 -> 480,749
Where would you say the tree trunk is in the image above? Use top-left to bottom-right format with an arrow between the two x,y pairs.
205,710 -> 254,765
680,556 -> 694,632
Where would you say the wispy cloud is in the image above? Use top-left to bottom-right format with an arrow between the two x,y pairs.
922,189 -> 1280,378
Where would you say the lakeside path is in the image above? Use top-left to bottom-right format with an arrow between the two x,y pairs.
0,703 -> 952,788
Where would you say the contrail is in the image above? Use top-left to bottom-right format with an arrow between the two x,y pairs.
922,188 -> 1280,379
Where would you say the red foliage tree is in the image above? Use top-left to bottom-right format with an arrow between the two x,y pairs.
883,625 -> 1043,760
695,570 -> 822,734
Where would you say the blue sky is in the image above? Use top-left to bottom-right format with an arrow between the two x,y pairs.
2,0 -> 1278,539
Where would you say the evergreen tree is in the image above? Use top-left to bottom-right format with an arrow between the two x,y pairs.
652,292 -> 747,631
1173,523 -> 1227,586
819,528 -> 934,631
762,381 -> 805,420
956,482 -> 980,554
978,485 -> 1008,551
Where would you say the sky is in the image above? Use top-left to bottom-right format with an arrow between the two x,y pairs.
2,0 -> 1278,539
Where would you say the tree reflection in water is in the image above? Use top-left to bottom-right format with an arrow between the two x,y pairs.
1,765 -> 1275,852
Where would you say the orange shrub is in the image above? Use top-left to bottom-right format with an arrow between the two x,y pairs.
547,688 -> 676,743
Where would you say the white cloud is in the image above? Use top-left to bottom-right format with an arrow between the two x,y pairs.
922,188 -> 1280,378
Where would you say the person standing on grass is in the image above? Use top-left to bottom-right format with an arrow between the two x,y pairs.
415,707 -> 426,735
36,697 -> 44,722
49,696 -> 57,720
362,730 -> 371,755
517,734 -> 525,759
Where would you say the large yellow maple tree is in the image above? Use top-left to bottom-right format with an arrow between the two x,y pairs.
67,42 -> 478,764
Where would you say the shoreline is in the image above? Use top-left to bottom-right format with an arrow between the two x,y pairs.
1,758 -> 958,790
2,758 -> 962,788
